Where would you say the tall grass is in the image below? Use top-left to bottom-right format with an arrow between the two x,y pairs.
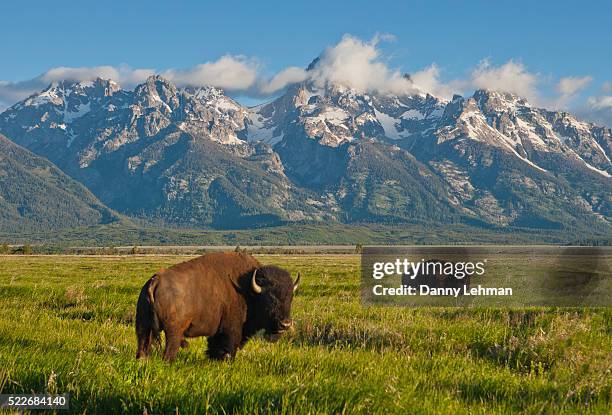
0,255 -> 609,414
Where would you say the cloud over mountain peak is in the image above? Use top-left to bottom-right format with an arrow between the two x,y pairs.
0,35 -> 608,126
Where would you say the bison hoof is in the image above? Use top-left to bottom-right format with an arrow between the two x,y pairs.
219,353 -> 231,361
180,340 -> 189,349
207,350 -> 234,361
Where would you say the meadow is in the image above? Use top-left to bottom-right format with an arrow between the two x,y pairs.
0,254 -> 610,414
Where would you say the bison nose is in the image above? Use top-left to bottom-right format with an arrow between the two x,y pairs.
280,319 -> 293,330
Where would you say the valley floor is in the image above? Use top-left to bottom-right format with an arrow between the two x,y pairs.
0,255 -> 610,414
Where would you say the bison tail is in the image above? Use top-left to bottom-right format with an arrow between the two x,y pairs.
136,276 -> 161,359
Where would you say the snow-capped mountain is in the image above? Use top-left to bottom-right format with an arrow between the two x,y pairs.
248,82 -> 446,147
0,76 -> 251,170
249,81 -> 609,177
0,72 -> 610,231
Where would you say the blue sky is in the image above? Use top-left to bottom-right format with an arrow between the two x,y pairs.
2,0 -> 611,123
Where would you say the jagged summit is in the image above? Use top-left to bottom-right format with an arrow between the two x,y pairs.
306,57 -> 320,72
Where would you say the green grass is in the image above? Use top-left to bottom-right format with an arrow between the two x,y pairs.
0,255 -> 610,414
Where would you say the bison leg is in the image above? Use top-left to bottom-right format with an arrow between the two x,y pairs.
206,334 -> 229,360
163,331 -> 184,362
206,331 -> 240,360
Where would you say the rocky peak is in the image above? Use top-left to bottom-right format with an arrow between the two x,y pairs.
182,85 -> 244,116
183,85 -> 225,101
441,95 -> 466,121
90,77 -> 121,97
134,75 -> 180,111
473,89 -> 529,113
306,57 -> 320,72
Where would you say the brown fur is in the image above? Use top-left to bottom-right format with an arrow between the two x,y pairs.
135,252 -> 296,361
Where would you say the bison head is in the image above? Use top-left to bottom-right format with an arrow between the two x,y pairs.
248,266 -> 300,338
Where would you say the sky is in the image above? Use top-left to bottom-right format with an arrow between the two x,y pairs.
2,0 -> 611,124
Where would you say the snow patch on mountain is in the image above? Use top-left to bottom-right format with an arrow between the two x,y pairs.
401,109 -> 425,120
574,155 -> 611,177
245,102 -> 285,145
64,102 -> 91,122
374,109 -> 403,139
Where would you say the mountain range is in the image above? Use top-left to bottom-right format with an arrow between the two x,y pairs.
0,61 -> 610,236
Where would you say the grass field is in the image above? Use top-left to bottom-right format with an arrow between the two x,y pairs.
0,254 -> 610,414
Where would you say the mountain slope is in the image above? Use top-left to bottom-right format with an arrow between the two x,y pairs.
0,134 -> 119,232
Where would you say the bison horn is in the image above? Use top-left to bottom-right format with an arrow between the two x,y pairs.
293,273 -> 301,292
251,269 -> 262,294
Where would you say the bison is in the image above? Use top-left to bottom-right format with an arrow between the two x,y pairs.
135,252 -> 300,361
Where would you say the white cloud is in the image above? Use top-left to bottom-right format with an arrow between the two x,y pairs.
162,55 -> 258,91
302,34 -> 463,99
471,59 -> 539,101
602,81 -> 612,93
469,61 -> 595,111
39,65 -> 156,86
0,56 -> 260,109
306,35 -> 418,95
259,66 -> 307,94
587,95 -> 612,109
214,35 -> 459,99
547,75 -> 594,109
0,65 -> 156,110
0,37 -> 462,109
41,66 -> 120,83
578,96 -> 612,127
0,36 -> 461,108
0,80 -> 40,107
410,64 -> 465,99
556,76 -> 592,96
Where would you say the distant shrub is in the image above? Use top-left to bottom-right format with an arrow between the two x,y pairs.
130,246 -> 139,255
0,243 -> 9,254
22,244 -> 32,255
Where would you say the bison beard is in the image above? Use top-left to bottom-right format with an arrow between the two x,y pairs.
135,252 -> 299,361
